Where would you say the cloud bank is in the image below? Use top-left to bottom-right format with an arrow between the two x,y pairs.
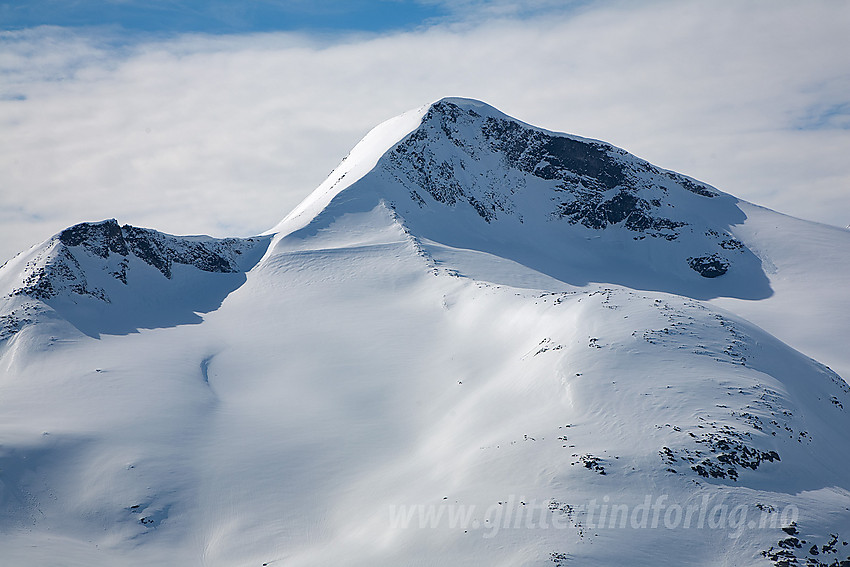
1,1 -> 849,262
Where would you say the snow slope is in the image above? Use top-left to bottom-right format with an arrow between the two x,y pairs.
1,98 -> 849,566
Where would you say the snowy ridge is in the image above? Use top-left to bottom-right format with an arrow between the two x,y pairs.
270,102 -> 431,236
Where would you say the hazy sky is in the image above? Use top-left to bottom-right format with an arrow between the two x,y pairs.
1,1 -> 849,262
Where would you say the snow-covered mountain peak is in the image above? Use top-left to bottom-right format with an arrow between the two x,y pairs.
269,98 -> 770,300
0,219 -> 269,338
2,99 -> 850,567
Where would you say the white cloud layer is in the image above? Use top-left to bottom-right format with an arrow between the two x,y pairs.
1,0 -> 849,262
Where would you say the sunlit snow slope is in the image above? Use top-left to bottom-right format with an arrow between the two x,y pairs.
1,98 -> 849,567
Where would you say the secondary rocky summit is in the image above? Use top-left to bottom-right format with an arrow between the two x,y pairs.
12,219 -> 263,302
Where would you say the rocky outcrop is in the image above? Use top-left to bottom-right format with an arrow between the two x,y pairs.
384,100 -> 745,280
688,254 -> 730,278
13,219 -> 265,303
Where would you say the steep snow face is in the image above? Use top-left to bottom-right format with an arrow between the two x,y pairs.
271,98 -> 770,300
0,219 -> 270,338
270,102 -> 430,236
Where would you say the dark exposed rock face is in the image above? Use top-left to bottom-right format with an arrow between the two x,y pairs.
60,219 -> 128,257
688,254 -> 730,278
118,224 -> 242,279
382,100 -> 755,286
58,219 -> 250,280
388,100 -> 718,243
13,219 -> 265,302
481,115 -> 627,189
554,189 -> 687,235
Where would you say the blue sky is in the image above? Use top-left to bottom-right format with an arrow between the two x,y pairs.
1,0 -> 453,34
1,1 -> 592,35
0,1 -> 848,263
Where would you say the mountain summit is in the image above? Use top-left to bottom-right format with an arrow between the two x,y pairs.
0,219 -> 268,338
271,98 -> 769,299
1,98 -> 850,567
